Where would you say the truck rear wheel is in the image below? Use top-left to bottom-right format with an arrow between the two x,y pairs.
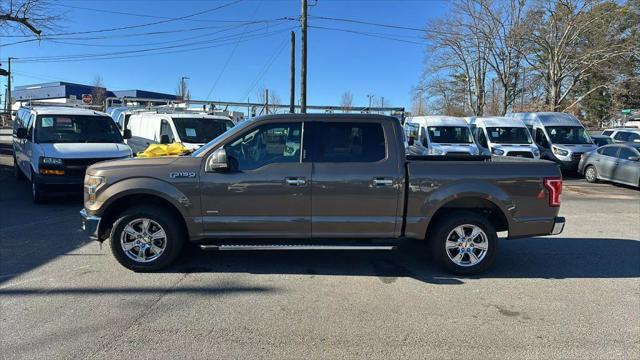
430,211 -> 497,275
110,206 -> 185,272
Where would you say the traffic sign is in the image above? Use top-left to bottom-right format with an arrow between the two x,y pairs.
82,94 -> 93,105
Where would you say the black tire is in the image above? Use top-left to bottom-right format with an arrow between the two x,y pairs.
110,206 -> 185,272
13,155 -> 25,181
584,165 -> 598,183
429,211 -> 498,276
31,171 -> 47,204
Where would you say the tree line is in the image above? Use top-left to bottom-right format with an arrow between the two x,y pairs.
412,0 -> 639,126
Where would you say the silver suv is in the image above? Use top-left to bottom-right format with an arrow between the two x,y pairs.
601,128 -> 640,143
12,105 -> 132,203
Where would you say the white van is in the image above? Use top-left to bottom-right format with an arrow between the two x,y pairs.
466,117 -> 540,159
126,112 -> 235,153
507,112 -> 596,171
12,106 -> 132,203
404,116 -> 480,156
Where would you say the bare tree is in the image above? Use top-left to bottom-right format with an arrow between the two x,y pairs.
524,0 -> 638,111
176,78 -> 190,102
257,87 -> 281,114
424,0 -> 491,116
340,91 -> 353,112
91,75 -> 106,109
0,0 -> 60,37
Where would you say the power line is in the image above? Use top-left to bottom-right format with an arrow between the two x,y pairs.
309,16 -> 426,33
0,0 -> 244,38
11,27 -> 296,64
205,0 -> 264,100
242,37 -> 289,101
309,25 -> 425,45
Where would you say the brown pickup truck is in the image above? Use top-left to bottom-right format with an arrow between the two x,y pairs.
80,114 -> 565,275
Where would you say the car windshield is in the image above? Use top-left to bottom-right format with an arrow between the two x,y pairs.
486,127 -> 532,144
35,115 -> 123,143
427,126 -> 473,144
172,117 -> 234,144
546,126 -> 592,144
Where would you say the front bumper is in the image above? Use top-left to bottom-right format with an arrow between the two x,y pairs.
550,216 -> 565,235
80,209 -> 101,241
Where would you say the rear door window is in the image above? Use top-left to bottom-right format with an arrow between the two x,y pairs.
602,130 -> 613,136
313,122 -> 386,162
602,146 -> 619,158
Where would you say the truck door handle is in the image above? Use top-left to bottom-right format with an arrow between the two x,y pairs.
285,177 -> 306,186
372,178 -> 393,186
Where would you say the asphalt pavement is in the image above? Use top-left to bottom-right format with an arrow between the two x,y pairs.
1,141 -> 639,359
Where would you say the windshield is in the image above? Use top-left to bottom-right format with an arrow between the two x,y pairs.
546,126 -> 592,145
35,115 -> 123,143
427,126 -> 473,144
172,117 -> 234,144
486,127 -> 532,144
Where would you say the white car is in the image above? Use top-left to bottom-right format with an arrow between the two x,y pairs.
12,106 -> 132,203
601,128 -> 640,143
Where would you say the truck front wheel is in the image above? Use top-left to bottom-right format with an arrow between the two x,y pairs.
430,211 -> 498,275
110,206 -> 185,272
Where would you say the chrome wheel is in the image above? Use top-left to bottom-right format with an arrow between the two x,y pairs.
120,218 -> 167,263
445,224 -> 489,267
585,166 -> 597,182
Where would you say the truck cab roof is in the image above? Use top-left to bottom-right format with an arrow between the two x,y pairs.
21,105 -> 111,117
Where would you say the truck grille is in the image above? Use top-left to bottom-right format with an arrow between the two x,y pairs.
64,158 -> 119,177
507,151 -> 534,158
571,152 -> 583,161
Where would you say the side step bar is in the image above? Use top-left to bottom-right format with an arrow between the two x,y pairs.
200,244 -> 396,251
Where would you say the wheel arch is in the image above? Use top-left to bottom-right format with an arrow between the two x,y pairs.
425,197 -> 509,240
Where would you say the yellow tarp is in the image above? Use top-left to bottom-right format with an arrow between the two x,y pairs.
136,143 -> 191,157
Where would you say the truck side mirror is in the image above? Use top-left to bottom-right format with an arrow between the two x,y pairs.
123,129 -> 132,139
408,136 -> 415,146
160,134 -> 170,144
206,148 -> 229,172
16,128 -> 28,139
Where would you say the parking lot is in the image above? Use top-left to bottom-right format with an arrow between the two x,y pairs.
1,138 -> 639,359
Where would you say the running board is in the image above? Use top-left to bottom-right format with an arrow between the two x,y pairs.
200,244 -> 396,251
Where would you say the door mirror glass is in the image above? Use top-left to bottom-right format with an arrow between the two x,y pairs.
16,128 -> 28,139
160,134 -> 171,144
206,148 -> 229,172
122,129 -> 132,139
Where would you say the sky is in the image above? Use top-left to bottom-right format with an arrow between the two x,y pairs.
0,0 -> 450,112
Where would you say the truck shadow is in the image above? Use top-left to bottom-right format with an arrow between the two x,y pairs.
168,237 -> 640,285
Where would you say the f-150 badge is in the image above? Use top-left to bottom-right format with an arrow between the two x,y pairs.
169,171 -> 196,179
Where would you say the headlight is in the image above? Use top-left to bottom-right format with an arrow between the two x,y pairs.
552,146 -> 569,156
40,157 -> 63,165
492,148 -> 505,155
85,175 -> 105,203
428,147 -> 444,155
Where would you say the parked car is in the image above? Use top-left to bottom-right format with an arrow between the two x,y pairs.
578,143 -> 640,188
126,112 -> 235,153
466,117 -> 540,159
404,116 -> 480,156
507,112 -> 597,172
590,134 -> 614,147
80,114 -> 565,275
601,128 -> 640,143
12,106 -> 132,203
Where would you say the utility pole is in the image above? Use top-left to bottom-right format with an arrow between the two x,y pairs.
300,0 -> 308,113
265,88 -> 269,115
7,57 -> 12,113
521,67 -> 526,111
380,96 -> 384,114
367,94 -> 374,112
290,31 -> 296,114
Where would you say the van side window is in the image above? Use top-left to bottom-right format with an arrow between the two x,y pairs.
535,129 -> 548,147
477,129 -> 488,148
160,120 -> 174,143
314,122 -> 385,163
26,114 -> 35,137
